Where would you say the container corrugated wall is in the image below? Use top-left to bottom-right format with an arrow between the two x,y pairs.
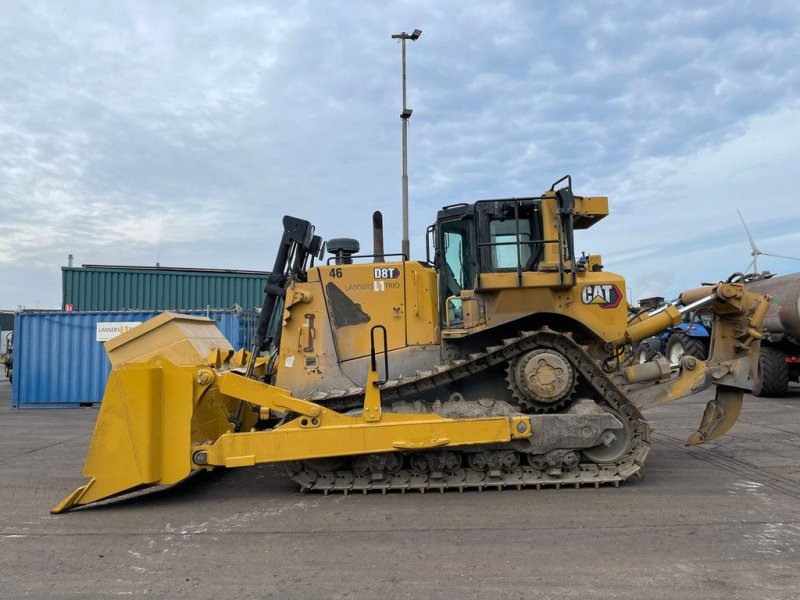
62,266 -> 269,311
11,309 -> 259,408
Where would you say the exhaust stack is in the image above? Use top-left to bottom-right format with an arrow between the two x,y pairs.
373,211 -> 384,262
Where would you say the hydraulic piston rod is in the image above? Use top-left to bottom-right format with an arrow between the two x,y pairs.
620,293 -> 716,347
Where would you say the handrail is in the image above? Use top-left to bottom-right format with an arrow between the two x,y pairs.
369,325 -> 389,386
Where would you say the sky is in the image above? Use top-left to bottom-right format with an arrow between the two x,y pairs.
1,1 -> 800,309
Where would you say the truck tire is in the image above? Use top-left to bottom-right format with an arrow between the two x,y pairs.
753,347 -> 789,397
636,344 -> 653,364
666,332 -> 707,363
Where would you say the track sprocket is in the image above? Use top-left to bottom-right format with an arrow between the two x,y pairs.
505,348 -> 576,413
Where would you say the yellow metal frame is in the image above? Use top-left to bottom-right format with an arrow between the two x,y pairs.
197,370 -> 531,468
53,347 -> 531,513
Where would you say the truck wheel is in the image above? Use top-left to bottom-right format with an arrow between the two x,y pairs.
635,343 -> 654,364
753,347 -> 789,397
666,332 -> 707,363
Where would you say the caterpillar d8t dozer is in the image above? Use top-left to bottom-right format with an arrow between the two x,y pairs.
53,176 -> 770,513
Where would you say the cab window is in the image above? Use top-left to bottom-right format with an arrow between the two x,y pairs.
475,201 -> 543,273
441,221 -> 472,298
489,218 -> 533,269
439,220 -> 473,327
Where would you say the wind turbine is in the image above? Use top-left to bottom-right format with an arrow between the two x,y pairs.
738,210 -> 800,273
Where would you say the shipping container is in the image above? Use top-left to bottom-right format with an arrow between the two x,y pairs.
11,309 -> 258,408
62,265 -> 269,311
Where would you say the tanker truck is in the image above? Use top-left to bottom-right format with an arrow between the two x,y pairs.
747,273 -> 800,396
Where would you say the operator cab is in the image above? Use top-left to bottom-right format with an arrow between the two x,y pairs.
430,176 -> 604,329
435,200 -> 547,326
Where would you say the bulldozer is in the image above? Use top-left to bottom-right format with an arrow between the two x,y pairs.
53,176 -> 769,513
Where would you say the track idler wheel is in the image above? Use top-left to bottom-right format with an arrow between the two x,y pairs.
582,409 -> 633,464
506,348 -> 576,412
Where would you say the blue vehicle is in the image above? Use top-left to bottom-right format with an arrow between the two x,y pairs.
637,311 -> 712,364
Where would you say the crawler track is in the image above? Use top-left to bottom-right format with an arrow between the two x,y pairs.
284,330 -> 652,494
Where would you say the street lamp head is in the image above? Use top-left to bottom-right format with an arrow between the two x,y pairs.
391,29 -> 422,41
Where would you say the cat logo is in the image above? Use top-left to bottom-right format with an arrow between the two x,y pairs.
580,284 -> 622,309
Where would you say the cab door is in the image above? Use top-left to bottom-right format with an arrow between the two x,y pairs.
437,218 -> 474,328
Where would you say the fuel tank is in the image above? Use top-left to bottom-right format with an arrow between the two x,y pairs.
747,273 -> 800,340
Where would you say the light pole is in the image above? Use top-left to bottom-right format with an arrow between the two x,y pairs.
391,29 -> 421,260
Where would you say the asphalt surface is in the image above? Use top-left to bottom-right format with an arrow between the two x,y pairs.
0,376 -> 798,599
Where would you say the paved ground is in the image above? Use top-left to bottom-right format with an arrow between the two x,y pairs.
0,377 -> 798,599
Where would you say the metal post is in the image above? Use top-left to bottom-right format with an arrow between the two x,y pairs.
401,37 -> 409,261
392,29 -> 421,261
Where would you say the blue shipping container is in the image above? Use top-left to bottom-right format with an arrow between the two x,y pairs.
11,309 -> 258,408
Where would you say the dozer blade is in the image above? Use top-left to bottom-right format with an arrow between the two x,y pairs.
685,386 -> 743,446
52,313 -> 237,513
51,360 -> 196,513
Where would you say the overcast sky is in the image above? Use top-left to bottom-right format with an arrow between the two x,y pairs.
2,1 -> 799,309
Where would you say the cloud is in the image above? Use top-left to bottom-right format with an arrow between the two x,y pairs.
579,102 -> 800,298
1,1 -> 799,308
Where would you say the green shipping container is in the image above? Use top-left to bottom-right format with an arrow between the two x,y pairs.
62,265 -> 269,311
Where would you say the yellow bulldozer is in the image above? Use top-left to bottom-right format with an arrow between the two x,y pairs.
53,176 -> 769,513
